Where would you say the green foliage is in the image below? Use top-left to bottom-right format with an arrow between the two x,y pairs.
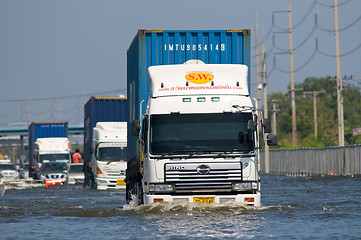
268,76 -> 361,148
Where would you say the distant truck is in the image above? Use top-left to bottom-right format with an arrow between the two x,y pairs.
28,122 -> 71,180
83,97 -> 128,189
126,30 -> 276,207
91,122 -> 127,189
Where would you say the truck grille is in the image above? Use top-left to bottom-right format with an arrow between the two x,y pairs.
164,162 -> 242,193
174,182 -> 233,193
1,171 -> 16,177
46,174 -> 65,179
105,170 -> 125,177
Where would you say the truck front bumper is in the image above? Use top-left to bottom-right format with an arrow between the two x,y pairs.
95,177 -> 126,190
144,192 -> 261,207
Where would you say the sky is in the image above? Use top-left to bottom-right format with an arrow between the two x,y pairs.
0,0 -> 360,126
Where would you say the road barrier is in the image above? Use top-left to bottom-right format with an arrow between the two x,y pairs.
260,144 -> 361,176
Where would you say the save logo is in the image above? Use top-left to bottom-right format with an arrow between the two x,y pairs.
185,72 -> 214,84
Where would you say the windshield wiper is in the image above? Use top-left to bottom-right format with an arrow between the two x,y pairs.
161,149 -> 198,157
155,148 -> 255,158
216,149 -> 255,157
158,149 -> 212,158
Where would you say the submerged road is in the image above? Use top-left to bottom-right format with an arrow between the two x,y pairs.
1,174 -> 361,239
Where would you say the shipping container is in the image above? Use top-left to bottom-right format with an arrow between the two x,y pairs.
127,29 -> 251,162
28,122 -> 68,170
83,97 -> 128,164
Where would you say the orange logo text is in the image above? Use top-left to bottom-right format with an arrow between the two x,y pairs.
185,72 -> 214,84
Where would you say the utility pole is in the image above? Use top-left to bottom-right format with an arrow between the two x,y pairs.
288,4 -> 297,147
262,24 -> 269,174
57,98 -> 61,121
303,90 -> 325,138
271,100 -> 280,136
334,0 -> 344,146
255,24 -> 261,113
27,100 -> 31,125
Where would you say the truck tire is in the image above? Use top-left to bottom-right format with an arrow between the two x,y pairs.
137,183 -> 143,205
90,175 -> 96,189
126,181 -> 140,205
126,184 -> 132,203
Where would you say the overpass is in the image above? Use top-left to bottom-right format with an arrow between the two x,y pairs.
0,123 -> 84,149
0,123 -> 84,137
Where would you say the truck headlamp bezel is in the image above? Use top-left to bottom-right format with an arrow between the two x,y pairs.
149,183 -> 175,193
232,182 -> 258,191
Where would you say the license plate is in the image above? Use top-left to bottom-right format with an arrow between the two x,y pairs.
193,197 -> 215,204
117,179 -> 126,185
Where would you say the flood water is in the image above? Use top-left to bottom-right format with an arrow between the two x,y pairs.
1,174 -> 361,239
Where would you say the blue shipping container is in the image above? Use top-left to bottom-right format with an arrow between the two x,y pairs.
83,97 -> 128,163
127,29 -> 251,162
28,122 -> 68,166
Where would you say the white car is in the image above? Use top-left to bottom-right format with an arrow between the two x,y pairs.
68,163 -> 84,184
0,161 -> 19,179
39,162 -> 68,183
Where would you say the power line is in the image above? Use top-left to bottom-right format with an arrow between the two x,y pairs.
316,14 -> 361,32
267,65 -> 276,78
317,41 -> 361,57
293,1 -> 317,29
251,44 -> 275,67
256,25 -> 274,49
31,105 -> 52,115
0,104 -> 22,117
273,1 -> 317,31
0,88 -> 126,103
315,0 -> 352,8
274,50 -> 318,74
62,102 -> 79,113
273,26 -> 317,52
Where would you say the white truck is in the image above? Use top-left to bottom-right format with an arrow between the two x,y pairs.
35,137 -> 71,164
34,137 -> 71,181
127,64 -> 277,207
91,122 -> 127,190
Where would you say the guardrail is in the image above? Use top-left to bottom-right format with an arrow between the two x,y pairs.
260,144 -> 361,176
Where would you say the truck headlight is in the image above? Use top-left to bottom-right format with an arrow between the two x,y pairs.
233,182 -> 258,191
149,184 -> 174,193
98,179 -> 107,184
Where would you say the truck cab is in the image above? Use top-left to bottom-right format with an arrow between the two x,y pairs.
127,64 -> 276,206
91,122 -> 127,190
33,137 -> 71,180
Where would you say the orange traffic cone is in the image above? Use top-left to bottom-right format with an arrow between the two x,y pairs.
45,179 -> 65,188
328,171 -> 333,175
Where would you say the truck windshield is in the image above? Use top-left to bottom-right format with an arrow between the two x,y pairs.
39,154 -> 70,163
98,147 -> 127,162
150,113 -> 255,155
40,162 -> 68,172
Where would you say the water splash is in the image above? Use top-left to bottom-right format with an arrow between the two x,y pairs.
122,200 -> 271,215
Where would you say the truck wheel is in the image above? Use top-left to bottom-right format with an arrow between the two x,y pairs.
137,183 -> 143,205
127,183 -> 135,204
126,184 -> 131,203
89,174 -> 96,189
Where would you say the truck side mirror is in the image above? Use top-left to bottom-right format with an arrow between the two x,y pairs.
262,118 -> 272,133
89,146 -> 94,154
248,120 -> 257,132
267,134 -> 278,146
132,120 -> 140,136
